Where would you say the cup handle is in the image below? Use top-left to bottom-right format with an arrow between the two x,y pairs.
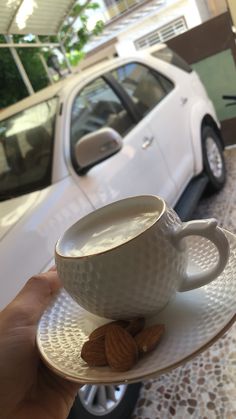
172,218 -> 230,292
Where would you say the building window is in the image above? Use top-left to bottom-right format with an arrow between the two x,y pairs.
104,0 -> 140,19
134,17 -> 187,50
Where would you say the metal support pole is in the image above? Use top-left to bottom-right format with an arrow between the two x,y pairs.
35,36 -> 54,85
4,35 -> 34,95
0,42 -> 60,48
38,53 -> 54,84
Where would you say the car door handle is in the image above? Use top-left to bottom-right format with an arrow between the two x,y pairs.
142,136 -> 154,149
180,97 -> 188,106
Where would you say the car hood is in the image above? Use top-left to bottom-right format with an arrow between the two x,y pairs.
0,191 -> 41,241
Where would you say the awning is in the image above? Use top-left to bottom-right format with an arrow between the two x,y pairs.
0,0 -> 77,35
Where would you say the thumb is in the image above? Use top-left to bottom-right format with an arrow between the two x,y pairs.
6,271 -> 61,326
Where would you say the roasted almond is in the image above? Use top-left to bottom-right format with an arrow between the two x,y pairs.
89,320 -> 129,340
105,325 -> 138,372
81,336 -> 108,367
135,324 -> 165,354
126,317 -> 145,336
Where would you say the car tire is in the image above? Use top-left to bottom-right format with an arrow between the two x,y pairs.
68,383 -> 141,419
202,126 -> 226,192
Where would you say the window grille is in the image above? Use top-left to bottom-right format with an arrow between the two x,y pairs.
135,17 -> 187,50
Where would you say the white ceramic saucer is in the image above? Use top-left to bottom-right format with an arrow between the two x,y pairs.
36,228 -> 236,385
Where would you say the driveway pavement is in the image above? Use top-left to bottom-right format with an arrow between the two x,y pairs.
132,147 -> 236,419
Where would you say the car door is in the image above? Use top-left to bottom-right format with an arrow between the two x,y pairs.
69,75 -> 176,209
110,60 -> 195,201
147,73 -> 195,196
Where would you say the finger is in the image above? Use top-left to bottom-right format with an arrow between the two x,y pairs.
8,271 -> 62,325
19,270 -> 61,297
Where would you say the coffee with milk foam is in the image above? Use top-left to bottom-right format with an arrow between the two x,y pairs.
65,209 -> 159,257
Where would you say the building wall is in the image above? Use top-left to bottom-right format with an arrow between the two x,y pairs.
194,0 -> 212,20
92,0 -> 227,23
116,0 -> 202,52
227,0 -> 236,26
86,0 -> 228,55
207,0 -> 227,16
194,0 -> 227,20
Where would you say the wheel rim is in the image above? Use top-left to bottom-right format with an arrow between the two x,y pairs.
78,384 -> 127,416
205,136 -> 223,178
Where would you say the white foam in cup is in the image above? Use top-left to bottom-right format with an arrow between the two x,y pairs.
61,208 -> 160,257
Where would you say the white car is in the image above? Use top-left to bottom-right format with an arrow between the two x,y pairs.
0,45 -> 226,418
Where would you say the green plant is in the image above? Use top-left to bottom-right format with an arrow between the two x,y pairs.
0,1 -> 104,108
61,1 -> 104,65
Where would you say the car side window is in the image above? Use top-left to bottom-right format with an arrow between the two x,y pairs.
152,47 -> 193,73
71,77 -> 134,148
111,63 -> 174,119
0,98 -> 57,201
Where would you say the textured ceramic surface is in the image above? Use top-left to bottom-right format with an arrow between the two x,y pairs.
55,198 -> 184,319
37,228 -> 236,385
55,197 -> 229,319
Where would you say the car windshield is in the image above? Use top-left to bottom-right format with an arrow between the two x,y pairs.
0,97 -> 57,201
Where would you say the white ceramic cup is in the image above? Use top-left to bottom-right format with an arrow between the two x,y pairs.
55,195 -> 230,319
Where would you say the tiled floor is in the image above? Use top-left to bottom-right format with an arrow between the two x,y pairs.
132,148 -> 236,419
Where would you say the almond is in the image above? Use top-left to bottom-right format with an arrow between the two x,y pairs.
81,336 -> 108,367
105,325 -> 138,371
126,317 -> 145,336
135,324 -> 165,354
89,320 -> 129,340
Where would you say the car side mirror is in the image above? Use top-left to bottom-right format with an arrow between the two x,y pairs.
74,127 -> 123,170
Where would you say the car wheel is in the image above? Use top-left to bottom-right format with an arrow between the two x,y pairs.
202,126 -> 226,192
68,383 -> 141,419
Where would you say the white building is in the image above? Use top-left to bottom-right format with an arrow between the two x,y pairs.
85,0 -> 227,56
